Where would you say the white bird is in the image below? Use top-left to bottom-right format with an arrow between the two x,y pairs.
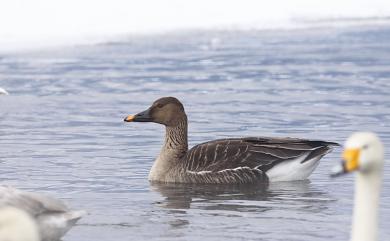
0,186 -> 86,241
0,206 -> 40,241
0,88 -> 8,95
331,132 -> 385,241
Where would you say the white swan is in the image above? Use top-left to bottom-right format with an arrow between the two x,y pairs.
0,206 -> 40,241
0,87 -> 9,95
0,186 -> 86,241
331,132 -> 384,241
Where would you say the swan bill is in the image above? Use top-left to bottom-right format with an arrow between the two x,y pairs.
343,148 -> 360,172
331,148 -> 360,177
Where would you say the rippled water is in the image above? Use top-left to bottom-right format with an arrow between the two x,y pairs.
1,24 -> 390,241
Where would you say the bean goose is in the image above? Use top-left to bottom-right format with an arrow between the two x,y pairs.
0,186 -> 86,241
331,132 -> 384,241
124,97 -> 338,184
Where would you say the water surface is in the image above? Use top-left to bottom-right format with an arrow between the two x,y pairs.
0,24 -> 390,241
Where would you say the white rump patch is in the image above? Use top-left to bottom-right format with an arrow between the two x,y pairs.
266,153 -> 321,182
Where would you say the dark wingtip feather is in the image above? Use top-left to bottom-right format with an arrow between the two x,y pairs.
323,141 -> 340,147
302,140 -> 340,148
301,144 -> 337,164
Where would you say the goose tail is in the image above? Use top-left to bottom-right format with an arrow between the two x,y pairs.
266,141 -> 339,182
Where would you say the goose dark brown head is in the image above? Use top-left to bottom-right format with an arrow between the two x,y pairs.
124,97 -> 186,127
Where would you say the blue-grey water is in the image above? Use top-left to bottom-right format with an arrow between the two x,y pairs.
0,24 -> 390,241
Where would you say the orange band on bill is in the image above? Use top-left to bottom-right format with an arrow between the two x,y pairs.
124,115 -> 135,122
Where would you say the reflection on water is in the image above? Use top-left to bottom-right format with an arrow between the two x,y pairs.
151,182 -> 269,209
151,180 -> 332,211
150,181 -> 336,240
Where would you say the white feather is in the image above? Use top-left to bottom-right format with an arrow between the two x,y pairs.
266,153 -> 321,182
0,206 -> 40,241
0,87 -> 9,95
0,186 -> 86,241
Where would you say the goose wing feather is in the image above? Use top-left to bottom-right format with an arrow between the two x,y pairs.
183,137 -> 338,176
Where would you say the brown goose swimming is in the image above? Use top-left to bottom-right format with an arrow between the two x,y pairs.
124,97 -> 338,184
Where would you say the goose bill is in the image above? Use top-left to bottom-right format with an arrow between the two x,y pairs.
124,109 -> 152,122
124,115 -> 135,122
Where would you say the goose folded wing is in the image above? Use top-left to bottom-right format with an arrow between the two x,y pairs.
183,137 -> 338,174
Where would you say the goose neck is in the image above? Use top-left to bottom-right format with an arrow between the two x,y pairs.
163,117 -> 188,157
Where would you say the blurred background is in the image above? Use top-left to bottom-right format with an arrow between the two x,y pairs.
1,0 -> 390,52
0,1 -> 390,241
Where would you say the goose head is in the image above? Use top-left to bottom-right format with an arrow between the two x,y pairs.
332,132 -> 384,176
124,97 -> 187,127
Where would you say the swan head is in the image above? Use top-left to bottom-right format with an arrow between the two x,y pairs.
0,206 -> 40,241
331,132 -> 384,177
124,97 -> 187,127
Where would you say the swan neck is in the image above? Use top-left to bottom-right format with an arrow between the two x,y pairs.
351,170 -> 383,241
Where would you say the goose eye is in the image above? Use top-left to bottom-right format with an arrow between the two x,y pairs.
362,144 -> 369,150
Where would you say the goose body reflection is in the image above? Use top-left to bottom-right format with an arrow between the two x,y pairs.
151,180 -> 332,212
